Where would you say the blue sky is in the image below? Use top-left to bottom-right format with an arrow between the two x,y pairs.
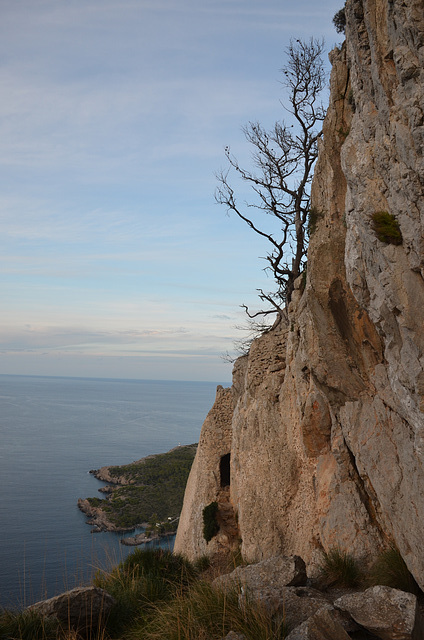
0,0 -> 342,383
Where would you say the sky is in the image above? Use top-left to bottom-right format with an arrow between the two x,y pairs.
0,0 -> 342,383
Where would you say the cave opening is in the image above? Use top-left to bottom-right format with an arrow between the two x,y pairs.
220,453 -> 231,487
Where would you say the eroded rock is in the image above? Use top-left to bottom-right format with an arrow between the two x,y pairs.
334,585 -> 424,640
221,633 -> 246,640
285,605 -> 353,640
213,555 -> 307,592
30,587 -> 115,635
212,557 -> 348,631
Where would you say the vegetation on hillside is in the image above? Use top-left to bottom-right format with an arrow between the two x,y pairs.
86,444 -> 197,529
2,544 -> 424,639
0,548 -> 287,640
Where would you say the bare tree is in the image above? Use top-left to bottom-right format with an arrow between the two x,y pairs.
222,316 -> 274,363
216,38 -> 326,323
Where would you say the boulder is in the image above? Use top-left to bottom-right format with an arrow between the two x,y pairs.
265,587 -> 332,631
213,557 -> 343,632
221,633 -> 246,640
30,586 -> 115,635
334,585 -> 424,640
214,555 -> 307,593
285,605 -> 353,640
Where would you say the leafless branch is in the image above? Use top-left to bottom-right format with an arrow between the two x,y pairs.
216,38 -> 325,320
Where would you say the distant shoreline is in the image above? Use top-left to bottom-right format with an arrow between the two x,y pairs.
0,372 -> 230,385
78,444 -> 197,545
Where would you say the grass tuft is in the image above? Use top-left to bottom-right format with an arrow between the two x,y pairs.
367,547 -> 420,594
133,581 -> 287,640
308,207 -> 324,236
318,547 -> 362,588
371,211 -> 402,245
0,609 -> 60,640
1,549 -> 289,640
93,548 -> 198,637
192,555 -> 211,574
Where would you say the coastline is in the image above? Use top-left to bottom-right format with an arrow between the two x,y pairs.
78,444 -> 197,545
77,498 -> 134,533
120,531 -> 176,546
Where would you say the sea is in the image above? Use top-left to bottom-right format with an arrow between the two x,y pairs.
0,374 -> 223,610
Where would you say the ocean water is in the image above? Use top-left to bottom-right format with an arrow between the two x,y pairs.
0,375 -> 222,609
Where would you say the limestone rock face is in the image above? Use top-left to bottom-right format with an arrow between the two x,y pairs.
175,0 -> 424,588
174,385 -> 235,558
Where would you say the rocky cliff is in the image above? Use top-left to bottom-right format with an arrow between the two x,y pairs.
175,0 -> 424,589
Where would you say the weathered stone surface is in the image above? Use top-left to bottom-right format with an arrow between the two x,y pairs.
175,0 -> 424,590
30,587 -> 115,633
174,385 -> 235,559
300,387 -> 332,458
214,555 -> 307,592
336,0 -> 424,587
335,586 -> 424,640
221,633 -> 246,640
271,587 -> 333,633
213,557 -> 343,632
285,606 -> 352,640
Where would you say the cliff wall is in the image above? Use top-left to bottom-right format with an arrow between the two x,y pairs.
175,0 -> 424,587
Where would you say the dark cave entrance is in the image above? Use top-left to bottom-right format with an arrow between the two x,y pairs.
220,453 -> 231,488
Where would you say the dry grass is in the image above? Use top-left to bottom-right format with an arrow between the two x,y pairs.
131,580 -> 286,640
2,549 -> 289,640
367,547 -> 420,594
318,547 -> 363,588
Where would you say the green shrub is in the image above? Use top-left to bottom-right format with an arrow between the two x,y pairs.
367,547 -> 420,594
202,502 -> 220,543
337,126 -> 350,140
372,211 -> 402,245
86,496 -> 103,508
120,548 -> 196,586
93,548 -> 197,636
86,445 -> 197,529
318,547 -> 362,588
0,609 -> 60,640
137,581 -> 287,640
193,555 -> 211,573
333,7 -> 346,34
308,207 -> 324,236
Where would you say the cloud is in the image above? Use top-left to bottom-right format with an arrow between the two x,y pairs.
0,325 -> 188,351
0,0 -> 340,381
0,70 -> 276,183
0,323 -> 237,356
0,0 -> 337,185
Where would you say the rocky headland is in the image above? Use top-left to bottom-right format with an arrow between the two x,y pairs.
78,443 -> 197,541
